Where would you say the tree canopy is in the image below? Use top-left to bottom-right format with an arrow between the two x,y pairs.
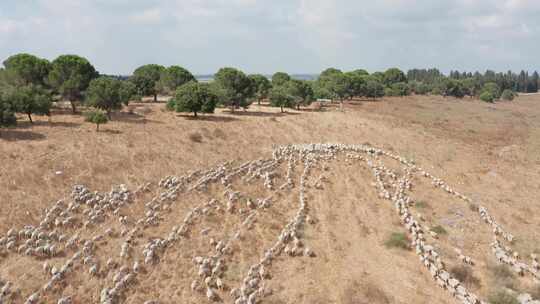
48,54 -> 98,113
167,82 -> 218,117
3,53 -> 51,86
7,84 -> 52,123
131,64 -> 165,101
248,74 -> 272,104
271,72 -> 291,87
158,66 -> 195,95
383,68 -> 407,86
269,85 -> 295,112
84,110 -> 108,131
214,67 -> 253,112
86,77 -> 135,117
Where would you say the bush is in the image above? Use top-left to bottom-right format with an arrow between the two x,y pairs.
84,110 -> 108,132
482,82 -> 501,99
384,232 -> 409,250
480,91 -> 494,103
490,264 -> 517,289
487,291 -> 519,304
431,87 -> 442,95
501,89 -> 515,101
450,265 -> 480,287
431,225 -> 447,235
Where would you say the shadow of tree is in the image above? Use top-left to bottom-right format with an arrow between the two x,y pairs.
0,129 -> 46,141
176,114 -> 239,122
224,110 -> 300,117
16,120 -> 81,129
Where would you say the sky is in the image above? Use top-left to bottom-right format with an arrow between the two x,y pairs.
0,0 -> 538,75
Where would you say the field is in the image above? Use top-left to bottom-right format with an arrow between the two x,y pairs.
1,95 -> 540,304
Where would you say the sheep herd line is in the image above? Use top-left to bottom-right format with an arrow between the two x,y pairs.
0,143 -> 538,304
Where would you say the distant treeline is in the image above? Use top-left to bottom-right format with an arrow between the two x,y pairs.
408,68 -> 539,94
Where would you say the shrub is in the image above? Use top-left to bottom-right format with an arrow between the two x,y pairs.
84,110 -> 108,132
487,291 -> 519,304
384,232 -> 409,250
450,265 -> 480,287
501,89 -> 515,101
188,132 -> 203,143
415,200 -> 428,208
490,264 -> 517,289
431,87 -> 442,95
480,91 -> 494,103
431,225 -> 447,235
482,82 -> 501,99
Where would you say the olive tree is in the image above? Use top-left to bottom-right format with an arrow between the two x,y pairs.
86,77 -> 135,118
131,64 -> 165,102
214,67 -> 253,112
8,85 -> 52,123
48,55 -> 98,113
84,110 -> 108,131
269,85 -> 295,113
158,66 -> 195,95
248,74 -> 272,105
0,92 -> 16,128
287,79 -> 314,109
481,82 -> 501,99
364,78 -> 385,99
3,53 -> 50,86
167,82 -> 218,117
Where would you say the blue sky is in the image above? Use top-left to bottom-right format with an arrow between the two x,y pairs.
0,0 -> 538,75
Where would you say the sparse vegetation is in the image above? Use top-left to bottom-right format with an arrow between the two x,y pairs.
450,265 -> 480,287
490,264 -> 517,289
384,232 -> 409,250
487,291 -> 519,304
430,225 -> 447,235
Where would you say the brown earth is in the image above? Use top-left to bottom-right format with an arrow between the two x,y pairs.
1,94 -> 540,303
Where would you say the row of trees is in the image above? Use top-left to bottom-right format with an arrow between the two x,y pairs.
1,52 -> 536,128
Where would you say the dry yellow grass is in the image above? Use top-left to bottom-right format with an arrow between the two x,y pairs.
1,94 -> 540,303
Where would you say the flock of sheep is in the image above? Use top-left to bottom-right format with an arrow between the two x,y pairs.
0,143 -> 538,303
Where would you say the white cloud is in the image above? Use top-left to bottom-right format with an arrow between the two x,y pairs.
0,0 -> 538,74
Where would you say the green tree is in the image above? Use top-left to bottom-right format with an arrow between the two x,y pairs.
500,89 -> 515,101
48,55 -> 98,113
168,82 -> 218,117
9,85 -> 52,123
84,110 -> 108,131
0,91 -> 17,127
364,79 -> 385,99
479,91 -> 494,103
345,71 -> 367,98
3,53 -> 51,86
131,64 -> 165,102
271,72 -> 291,87
158,66 -> 195,95
443,79 -> 466,98
214,67 -> 253,112
86,77 -> 134,118
287,79 -> 314,110
481,82 -> 501,99
248,74 -> 272,105
269,85 -> 295,112
383,68 -> 407,86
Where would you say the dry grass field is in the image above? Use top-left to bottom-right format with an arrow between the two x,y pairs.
1,94 -> 540,304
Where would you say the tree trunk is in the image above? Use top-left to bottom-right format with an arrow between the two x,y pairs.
27,113 -> 33,123
96,123 -> 100,132
280,106 -> 284,113
258,98 -> 261,105
194,111 -> 198,117
107,111 -> 112,120
153,94 -> 158,102
230,105 -> 235,113
70,100 -> 77,114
